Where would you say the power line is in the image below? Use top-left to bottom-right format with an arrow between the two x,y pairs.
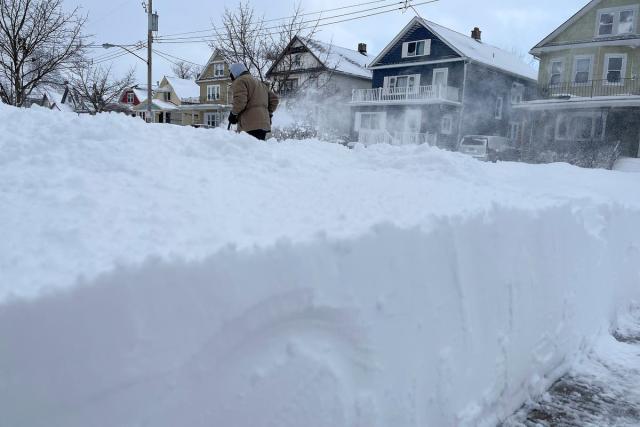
152,49 -> 203,67
155,0 -> 400,40
154,0 -> 438,46
155,0 -> 417,43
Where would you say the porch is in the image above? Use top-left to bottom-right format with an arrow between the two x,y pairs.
356,129 -> 438,146
351,85 -> 461,105
526,78 -> 640,100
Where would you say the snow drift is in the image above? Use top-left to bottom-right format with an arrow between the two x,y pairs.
1,104 -> 639,426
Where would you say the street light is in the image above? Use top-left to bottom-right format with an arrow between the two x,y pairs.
102,43 -> 152,123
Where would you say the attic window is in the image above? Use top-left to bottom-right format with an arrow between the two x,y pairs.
214,63 -> 225,77
597,7 -> 637,37
126,92 -> 134,103
402,40 -> 431,58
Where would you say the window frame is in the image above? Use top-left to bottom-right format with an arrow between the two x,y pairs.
494,96 -> 504,120
355,111 -> 386,131
441,114 -> 453,135
207,84 -> 221,101
511,83 -> 524,104
213,62 -> 225,77
549,58 -> 565,86
205,112 -> 222,127
595,6 -> 638,37
401,39 -> 432,58
572,55 -> 594,87
554,112 -> 607,142
603,53 -> 627,85
509,121 -> 521,142
126,92 -> 135,104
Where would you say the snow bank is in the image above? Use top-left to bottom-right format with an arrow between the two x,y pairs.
1,104 -> 640,426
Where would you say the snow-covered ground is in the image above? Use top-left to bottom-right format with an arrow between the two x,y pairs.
614,157 -> 640,173
1,104 -> 639,426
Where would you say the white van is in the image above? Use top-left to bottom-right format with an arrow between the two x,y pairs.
458,135 -> 519,162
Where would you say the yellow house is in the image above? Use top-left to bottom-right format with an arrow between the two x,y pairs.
182,50 -> 233,128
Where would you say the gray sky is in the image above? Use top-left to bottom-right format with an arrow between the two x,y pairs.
71,0 -> 588,82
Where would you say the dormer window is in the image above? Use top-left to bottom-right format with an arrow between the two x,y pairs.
597,6 -> 637,37
402,39 -> 431,58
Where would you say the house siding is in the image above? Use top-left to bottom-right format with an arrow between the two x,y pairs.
376,22 -> 461,65
462,63 -> 536,139
197,53 -> 232,105
549,0 -> 640,44
539,46 -> 640,85
372,61 -> 465,90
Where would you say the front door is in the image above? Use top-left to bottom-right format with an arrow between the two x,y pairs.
433,68 -> 449,88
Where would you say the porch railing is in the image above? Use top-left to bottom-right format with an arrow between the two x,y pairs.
352,85 -> 460,104
526,78 -> 640,100
357,130 -> 437,146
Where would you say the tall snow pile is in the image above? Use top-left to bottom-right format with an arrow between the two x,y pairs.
1,104 -> 639,427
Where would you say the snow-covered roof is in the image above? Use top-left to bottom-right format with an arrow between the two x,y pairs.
419,18 -> 538,81
133,98 -> 179,111
302,38 -> 372,79
164,77 -> 200,102
369,17 -> 537,82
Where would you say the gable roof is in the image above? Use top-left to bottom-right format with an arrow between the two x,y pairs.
369,16 -> 537,81
164,77 -> 200,102
266,36 -> 372,80
531,0 -> 602,52
197,49 -> 226,82
302,38 -> 372,79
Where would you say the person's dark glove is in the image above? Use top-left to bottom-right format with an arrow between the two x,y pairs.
228,112 -> 238,125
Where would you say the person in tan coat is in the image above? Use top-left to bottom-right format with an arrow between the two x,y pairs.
228,63 -> 279,141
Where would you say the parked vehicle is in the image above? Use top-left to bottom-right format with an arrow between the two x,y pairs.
458,135 -> 519,162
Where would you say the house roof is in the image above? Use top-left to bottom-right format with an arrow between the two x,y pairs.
133,98 -> 179,111
531,0 -> 602,51
164,77 -> 200,102
370,17 -> 538,82
302,38 -> 372,79
266,36 -> 373,80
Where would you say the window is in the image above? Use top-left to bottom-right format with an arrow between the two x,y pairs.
604,54 -> 627,84
205,112 -> 222,127
166,112 -> 171,124
555,113 -> 606,141
207,85 -> 221,101
166,91 -> 171,102
573,56 -> 593,85
509,122 -> 521,141
494,96 -> 504,120
549,60 -> 564,86
511,83 -> 524,104
596,7 -> 637,37
214,63 -> 225,77
126,92 -> 134,104
356,112 -> 385,130
293,54 -> 303,67
386,74 -> 420,92
441,115 -> 453,135
402,39 -> 431,58
281,79 -> 298,94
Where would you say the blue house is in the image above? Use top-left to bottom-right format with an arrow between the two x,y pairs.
350,17 -> 538,149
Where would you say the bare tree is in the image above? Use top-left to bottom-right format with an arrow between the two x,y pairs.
71,62 -> 135,113
171,60 -> 201,80
0,0 -> 87,106
211,1 -> 323,90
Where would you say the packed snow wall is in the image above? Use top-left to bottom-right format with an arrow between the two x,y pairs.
1,105 -> 639,426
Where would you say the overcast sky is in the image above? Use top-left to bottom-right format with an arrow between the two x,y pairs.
71,0 -> 588,83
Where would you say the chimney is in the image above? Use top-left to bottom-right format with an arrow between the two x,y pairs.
358,43 -> 367,55
471,27 -> 482,42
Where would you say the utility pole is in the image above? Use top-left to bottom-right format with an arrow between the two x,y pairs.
146,0 -> 153,123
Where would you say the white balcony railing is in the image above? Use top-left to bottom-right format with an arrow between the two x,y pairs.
357,130 -> 438,146
352,85 -> 460,104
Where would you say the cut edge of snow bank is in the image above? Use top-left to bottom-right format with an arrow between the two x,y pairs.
1,201 -> 639,427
